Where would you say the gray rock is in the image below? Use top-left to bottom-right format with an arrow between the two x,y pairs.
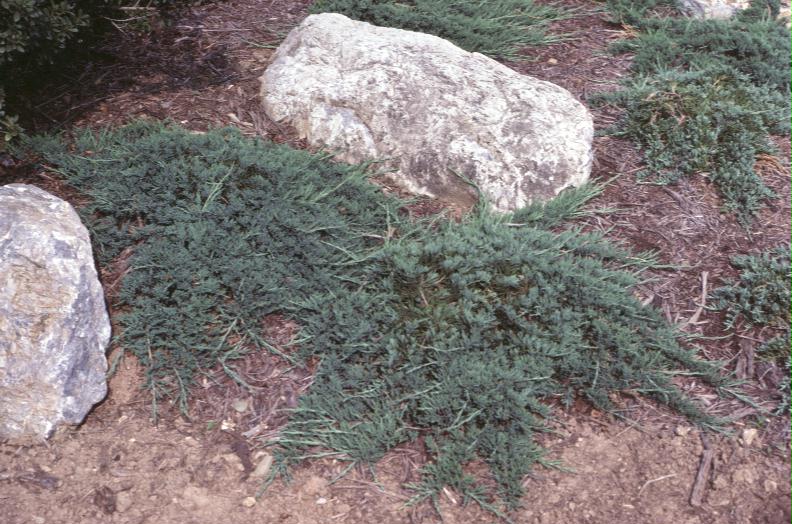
679,0 -> 791,25
0,184 -> 109,440
678,0 -> 750,18
260,13 -> 593,212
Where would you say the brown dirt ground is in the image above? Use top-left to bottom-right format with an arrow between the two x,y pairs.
1,1 -> 790,523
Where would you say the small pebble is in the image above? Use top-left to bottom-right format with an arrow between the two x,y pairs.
316,497 -> 328,505
740,428 -> 758,447
242,497 -> 257,508
547,58 -> 558,65
675,426 -> 691,437
251,453 -> 273,479
116,491 -> 133,513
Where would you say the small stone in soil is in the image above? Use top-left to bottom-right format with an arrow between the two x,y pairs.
250,452 -> 273,479
116,491 -> 133,513
740,428 -> 758,447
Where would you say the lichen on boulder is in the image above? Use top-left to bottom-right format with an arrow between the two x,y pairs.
0,183 -> 109,441
260,13 -> 593,212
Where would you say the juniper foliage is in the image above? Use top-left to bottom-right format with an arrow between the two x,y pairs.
280,213 -> 725,508
595,67 -> 788,223
711,246 -> 791,413
600,0 -> 791,224
26,122 -> 406,409
28,123 -> 726,511
710,246 -> 791,330
604,0 -> 673,25
610,3 -> 791,93
309,0 -> 568,59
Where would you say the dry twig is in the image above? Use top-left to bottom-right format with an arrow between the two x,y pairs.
689,433 -> 714,507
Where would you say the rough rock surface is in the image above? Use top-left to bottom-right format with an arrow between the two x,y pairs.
0,184 -> 109,440
678,0 -> 750,18
260,13 -> 593,212
679,0 -> 792,27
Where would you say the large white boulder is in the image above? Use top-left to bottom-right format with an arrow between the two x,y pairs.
678,0 -> 750,18
679,0 -> 790,24
259,13 -> 593,212
0,184 -> 110,440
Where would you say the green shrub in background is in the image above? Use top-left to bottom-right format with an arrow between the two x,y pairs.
309,0 -> 569,59
610,3 -> 791,94
0,0 -> 196,146
711,247 -> 791,413
601,0 -> 791,224
604,0 -> 674,25
26,122 -> 728,512
0,87 -> 22,143
595,67 -> 788,223
0,0 -> 92,71
0,0 -> 196,74
0,0 -> 90,143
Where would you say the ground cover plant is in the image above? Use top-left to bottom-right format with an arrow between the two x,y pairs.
275,211 -> 727,511
711,246 -> 791,413
604,0 -> 669,24
26,121 -> 406,411
24,122 -> 732,514
600,0 -> 791,224
309,0 -> 568,59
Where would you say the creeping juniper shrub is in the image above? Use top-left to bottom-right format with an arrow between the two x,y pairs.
26,121 -> 406,410
29,123 -> 726,511
602,0 -> 791,224
309,0 -> 568,59
711,247 -> 791,413
280,213 -> 726,508
711,247 -> 791,330
609,4 -> 791,94
604,0 -> 674,25
596,67 -> 788,224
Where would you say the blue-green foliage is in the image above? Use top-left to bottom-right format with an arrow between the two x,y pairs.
27,122 -> 403,408
711,246 -> 791,413
711,246 -> 791,330
604,0 -> 673,25
601,0 -> 791,224
28,123 -> 725,510
309,0 -> 567,59
597,67 -> 788,222
610,3 -> 791,94
286,214 -> 725,508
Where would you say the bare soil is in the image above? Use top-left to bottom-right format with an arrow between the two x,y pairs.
1,1 -> 789,523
